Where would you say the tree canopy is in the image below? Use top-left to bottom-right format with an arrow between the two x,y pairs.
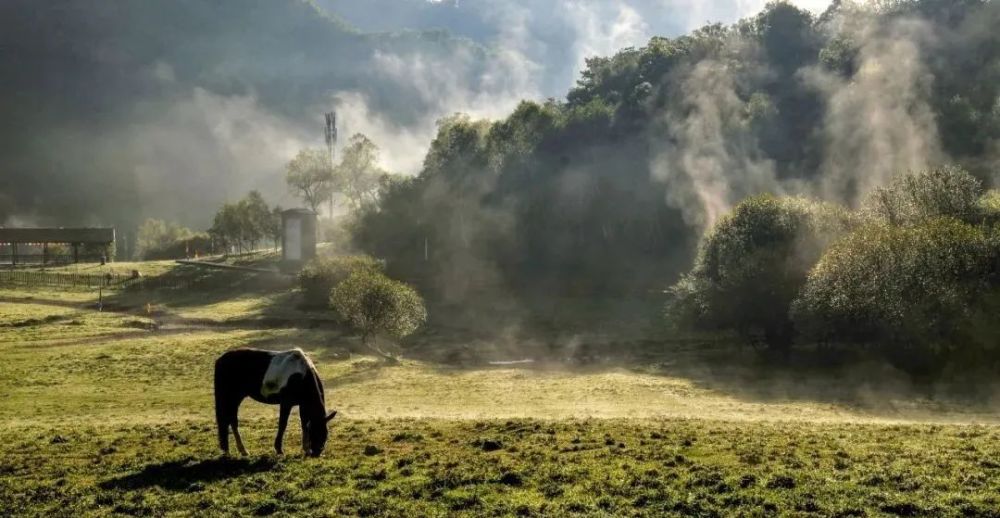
335,133 -> 386,210
330,269 -> 427,346
286,149 -> 335,215
667,195 -> 855,351
353,0 -> 1000,314
209,191 -> 281,254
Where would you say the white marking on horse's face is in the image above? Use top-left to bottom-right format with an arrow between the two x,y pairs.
261,349 -> 311,398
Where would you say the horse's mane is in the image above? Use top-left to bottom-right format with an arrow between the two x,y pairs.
290,347 -> 318,373
289,348 -> 325,407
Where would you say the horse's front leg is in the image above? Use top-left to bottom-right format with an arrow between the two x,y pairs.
274,403 -> 292,454
300,410 -> 311,455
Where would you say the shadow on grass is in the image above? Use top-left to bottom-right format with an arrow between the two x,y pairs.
104,265 -> 294,313
0,295 -> 93,310
100,456 -> 278,491
1,265 -> 344,331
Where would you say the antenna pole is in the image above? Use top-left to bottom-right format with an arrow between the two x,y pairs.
324,111 -> 338,219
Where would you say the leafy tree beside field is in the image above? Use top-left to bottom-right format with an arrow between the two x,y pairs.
136,218 -> 210,260
667,195 -> 855,353
286,148 -> 336,215
209,191 -> 281,255
298,255 -> 384,308
335,133 -> 387,211
792,218 -> 1000,377
286,134 -> 391,217
297,254 -> 425,352
670,166 -> 1000,376
330,269 -> 427,348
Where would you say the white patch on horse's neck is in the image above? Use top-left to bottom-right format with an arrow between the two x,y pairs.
261,348 -> 314,398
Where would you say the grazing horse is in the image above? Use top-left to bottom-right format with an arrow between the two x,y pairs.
214,348 -> 336,457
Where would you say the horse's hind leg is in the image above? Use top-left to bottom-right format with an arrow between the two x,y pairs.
216,394 -> 246,456
215,394 -> 231,454
217,417 -> 230,455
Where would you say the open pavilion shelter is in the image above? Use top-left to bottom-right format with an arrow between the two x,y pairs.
0,228 -> 115,265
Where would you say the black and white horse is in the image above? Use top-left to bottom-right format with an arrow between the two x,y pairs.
214,348 -> 336,457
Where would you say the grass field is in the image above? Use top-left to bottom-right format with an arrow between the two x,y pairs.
1,266 -> 999,516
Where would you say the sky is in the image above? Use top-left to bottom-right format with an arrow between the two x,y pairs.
323,0 -> 835,98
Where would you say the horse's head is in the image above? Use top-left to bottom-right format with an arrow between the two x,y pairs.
303,410 -> 337,457
286,349 -> 335,457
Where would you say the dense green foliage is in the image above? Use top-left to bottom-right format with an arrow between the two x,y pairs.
668,195 -> 854,351
286,149 -> 337,215
208,191 -> 282,255
354,105 -> 693,303
298,254 -> 384,308
354,0 -> 1000,312
792,219 -> 1000,376
136,219 -> 210,260
286,134 -> 391,217
330,269 -> 427,344
862,165 -> 983,225
671,166 -> 1000,376
334,134 -> 389,211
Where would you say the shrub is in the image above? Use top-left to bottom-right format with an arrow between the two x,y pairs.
136,218 -> 210,259
791,218 -> 1000,377
666,195 -> 855,352
298,255 -> 383,308
330,270 -> 427,345
862,165 -> 981,225
140,234 -> 210,260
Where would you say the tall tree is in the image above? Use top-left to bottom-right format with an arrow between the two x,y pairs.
209,191 -> 282,254
239,190 -> 272,250
334,133 -> 385,210
286,148 -> 334,214
268,205 -> 283,251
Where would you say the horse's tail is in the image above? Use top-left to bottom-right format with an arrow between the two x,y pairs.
213,356 -> 229,453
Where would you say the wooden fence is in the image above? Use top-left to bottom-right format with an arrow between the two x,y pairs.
0,270 -> 189,291
1,254 -> 107,267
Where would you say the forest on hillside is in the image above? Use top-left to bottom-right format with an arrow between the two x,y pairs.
345,0 -> 1000,377
353,0 -> 1000,298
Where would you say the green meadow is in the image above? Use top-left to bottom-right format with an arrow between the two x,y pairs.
1,263 -> 998,517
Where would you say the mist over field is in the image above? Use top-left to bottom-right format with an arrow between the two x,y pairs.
0,0 -> 995,243
3,0 -> 1000,338
2,0 -> 834,229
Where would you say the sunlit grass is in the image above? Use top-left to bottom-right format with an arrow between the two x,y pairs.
22,260 -> 180,277
2,276 -> 999,516
2,418 -> 998,516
